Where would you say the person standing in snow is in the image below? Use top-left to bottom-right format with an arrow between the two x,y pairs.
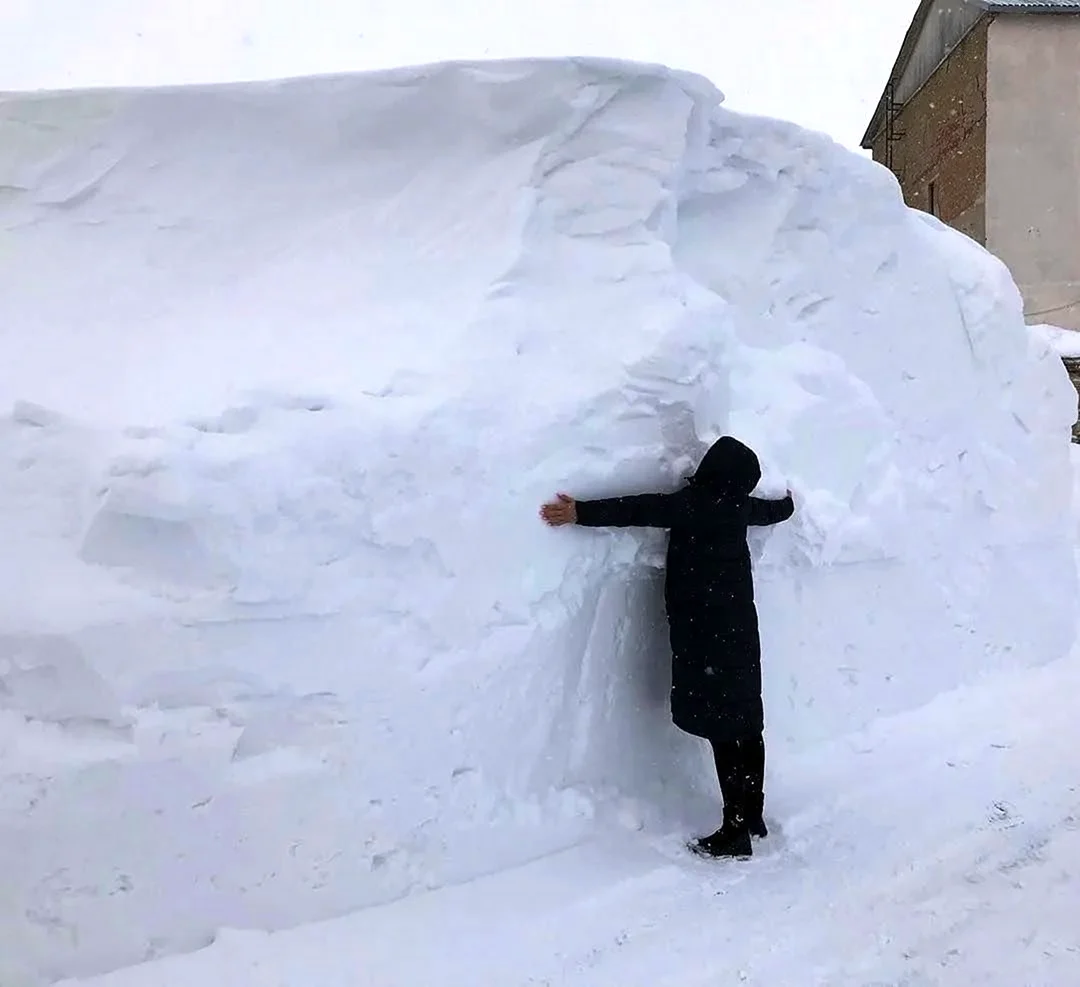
540,436 -> 794,859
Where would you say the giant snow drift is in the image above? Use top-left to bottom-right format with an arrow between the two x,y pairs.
0,58 -> 1075,983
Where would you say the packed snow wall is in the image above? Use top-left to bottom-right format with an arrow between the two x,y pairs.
0,58 -> 1075,982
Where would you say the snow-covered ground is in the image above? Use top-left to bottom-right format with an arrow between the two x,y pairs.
1,58 -> 1078,985
57,638 -> 1080,986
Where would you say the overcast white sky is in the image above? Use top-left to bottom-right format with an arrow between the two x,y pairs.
0,0 -> 918,148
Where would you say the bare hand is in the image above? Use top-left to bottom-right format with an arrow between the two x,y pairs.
540,493 -> 577,527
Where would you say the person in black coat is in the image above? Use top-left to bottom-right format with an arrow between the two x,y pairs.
540,436 -> 794,858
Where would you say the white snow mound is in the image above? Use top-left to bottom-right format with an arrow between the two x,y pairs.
0,58 -> 1075,983
1031,322 -> 1080,359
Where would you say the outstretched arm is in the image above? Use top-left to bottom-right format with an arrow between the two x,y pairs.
540,491 -> 684,529
576,492 -> 682,529
747,492 -> 795,526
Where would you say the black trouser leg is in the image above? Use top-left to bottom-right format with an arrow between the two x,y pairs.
708,738 -> 747,829
709,732 -> 765,830
742,732 -> 767,837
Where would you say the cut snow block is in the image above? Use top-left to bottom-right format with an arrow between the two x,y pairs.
231,692 -> 348,760
79,484 -> 230,587
0,57 -> 1075,981
81,509 -> 214,583
10,400 -> 65,428
0,633 -> 125,727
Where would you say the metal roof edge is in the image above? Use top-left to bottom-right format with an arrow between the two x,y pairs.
860,0 -> 942,148
860,0 -> 1080,149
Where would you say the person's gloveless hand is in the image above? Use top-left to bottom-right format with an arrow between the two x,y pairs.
540,493 -> 577,527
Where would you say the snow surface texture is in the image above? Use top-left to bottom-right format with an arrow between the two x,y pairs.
0,58 -> 1076,982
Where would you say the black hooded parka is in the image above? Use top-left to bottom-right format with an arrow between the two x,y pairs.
574,437 -> 793,740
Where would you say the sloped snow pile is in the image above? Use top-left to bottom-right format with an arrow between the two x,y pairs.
0,58 -> 1075,982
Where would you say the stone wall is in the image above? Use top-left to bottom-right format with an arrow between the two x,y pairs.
870,18 -> 988,245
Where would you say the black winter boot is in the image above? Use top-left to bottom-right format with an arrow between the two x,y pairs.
689,823 -> 752,859
690,738 -> 753,858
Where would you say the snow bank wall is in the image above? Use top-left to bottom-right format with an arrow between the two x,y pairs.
0,59 -> 1075,982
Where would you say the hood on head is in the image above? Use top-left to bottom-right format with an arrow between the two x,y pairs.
689,436 -> 761,495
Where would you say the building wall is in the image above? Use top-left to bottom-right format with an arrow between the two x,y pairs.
870,18 -> 988,245
986,15 -> 1080,330
895,0 -> 985,105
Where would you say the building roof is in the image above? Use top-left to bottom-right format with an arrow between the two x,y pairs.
861,0 -> 1080,149
981,1 -> 1080,8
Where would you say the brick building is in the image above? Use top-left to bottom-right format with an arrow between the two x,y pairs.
862,0 -> 1080,330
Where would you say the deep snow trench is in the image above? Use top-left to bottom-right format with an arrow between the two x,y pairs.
0,58 -> 1076,983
